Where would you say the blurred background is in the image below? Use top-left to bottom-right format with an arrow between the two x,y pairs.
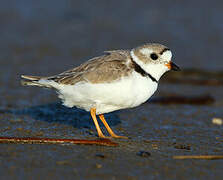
1,0 -> 223,104
0,0 -> 223,179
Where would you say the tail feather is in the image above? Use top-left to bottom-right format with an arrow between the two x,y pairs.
21,75 -> 52,88
21,75 -> 42,81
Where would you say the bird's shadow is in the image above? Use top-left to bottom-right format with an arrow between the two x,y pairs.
6,102 -> 121,129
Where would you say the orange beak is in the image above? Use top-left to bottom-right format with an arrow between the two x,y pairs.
165,61 -> 180,71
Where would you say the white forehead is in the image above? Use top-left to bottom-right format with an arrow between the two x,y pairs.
139,48 -> 153,56
161,50 -> 172,61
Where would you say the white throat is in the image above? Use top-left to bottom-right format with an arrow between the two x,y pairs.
130,50 -> 169,81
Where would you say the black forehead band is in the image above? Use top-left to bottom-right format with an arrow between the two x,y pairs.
160,48 -> 170,55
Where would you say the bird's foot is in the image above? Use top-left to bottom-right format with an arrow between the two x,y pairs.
98,134 -> 128,139
110,135 -> 128,139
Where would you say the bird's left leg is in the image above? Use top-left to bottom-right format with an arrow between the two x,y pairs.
90,108 -> 107,138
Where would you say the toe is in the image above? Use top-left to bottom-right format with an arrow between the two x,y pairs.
112,135 -> 128,139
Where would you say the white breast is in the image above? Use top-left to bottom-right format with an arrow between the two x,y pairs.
40,72 -> 158,115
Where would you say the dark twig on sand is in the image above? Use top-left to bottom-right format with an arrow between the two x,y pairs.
151,94 -> 214,105
163,69 -> 223,86
0,137 -> 118,147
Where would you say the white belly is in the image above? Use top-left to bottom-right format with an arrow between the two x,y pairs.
44,72 -> 158,114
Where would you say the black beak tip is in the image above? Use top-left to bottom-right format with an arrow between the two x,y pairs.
171,62 -> 181,71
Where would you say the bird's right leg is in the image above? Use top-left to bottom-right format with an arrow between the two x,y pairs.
99,114 -> 128,139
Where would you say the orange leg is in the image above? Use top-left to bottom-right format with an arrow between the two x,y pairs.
90,108 -> 107,138
99,114 -> 128,139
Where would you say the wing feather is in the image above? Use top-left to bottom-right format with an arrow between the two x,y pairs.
48,50 -> 132,85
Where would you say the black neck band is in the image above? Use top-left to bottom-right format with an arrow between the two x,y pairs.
131,57 -> 158,83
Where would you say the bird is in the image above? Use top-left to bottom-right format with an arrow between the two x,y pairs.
21,43 -> 180,139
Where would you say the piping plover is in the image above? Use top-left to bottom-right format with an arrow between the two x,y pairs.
21,43 -> 180,139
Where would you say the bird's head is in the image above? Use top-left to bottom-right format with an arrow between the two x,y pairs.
131,43 -> 180,81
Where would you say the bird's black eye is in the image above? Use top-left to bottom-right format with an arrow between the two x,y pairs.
150,53 -> 158,60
